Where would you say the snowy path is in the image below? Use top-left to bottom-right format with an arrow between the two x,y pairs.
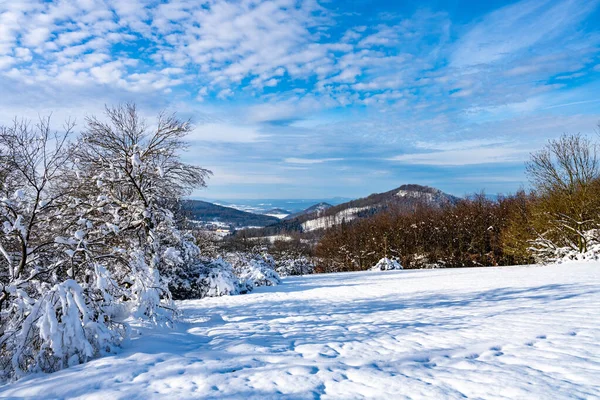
1,263 -> 599,399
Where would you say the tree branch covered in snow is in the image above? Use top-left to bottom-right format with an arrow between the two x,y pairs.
0,105 -> 214,381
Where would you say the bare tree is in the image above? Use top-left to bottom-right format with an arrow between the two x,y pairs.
526,133 -> 600,253
526,133 -> 599,196
76,104 -> 210,210
0,117 -> 74,300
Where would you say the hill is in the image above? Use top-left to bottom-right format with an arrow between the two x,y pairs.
244,184 -> 458,235
4,263 -> 598,398
284,202 -> 332,220
301,184 -> 459,232
181,200 -> 280,227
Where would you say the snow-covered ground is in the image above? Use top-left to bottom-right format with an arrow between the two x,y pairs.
1,263 -> 599,399
265,212 -> 290,219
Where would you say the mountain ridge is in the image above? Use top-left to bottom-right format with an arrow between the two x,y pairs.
240,184 -> 459,235
284,202 -> 333,220
181,200 -> 280,227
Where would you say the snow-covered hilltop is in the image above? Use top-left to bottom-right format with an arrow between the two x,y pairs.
264,208 -> 292,219
395,184 -> 455,204
300,185 -> 456,232
2,262 -> 598,399
266,184 -> 458,234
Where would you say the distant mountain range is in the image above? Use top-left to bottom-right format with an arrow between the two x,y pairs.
184,184 -> 459,232
181,200 -> 280,227
199,198 -> 351,215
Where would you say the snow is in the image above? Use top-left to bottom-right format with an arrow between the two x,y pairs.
370,257 -> 403,271
302,207 -> 369,232
249,234 -> 293,243
396,189 -> 437,202
2,262 -> 599,399
265,213 -> 289,219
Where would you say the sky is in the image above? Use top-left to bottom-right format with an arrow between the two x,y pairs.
0,0 -> 599,200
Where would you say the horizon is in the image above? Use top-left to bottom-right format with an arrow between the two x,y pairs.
192,183 -> 503,202
1,0 -> 599,199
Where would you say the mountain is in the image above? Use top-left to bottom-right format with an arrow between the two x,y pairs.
284,202 -> 332,220
245,184 -> 458,235
181,200 -> 280,227
300,184 -> 459,232
198,198 -> 352,214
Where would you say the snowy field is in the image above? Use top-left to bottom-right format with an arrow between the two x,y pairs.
1,263 -> 599,399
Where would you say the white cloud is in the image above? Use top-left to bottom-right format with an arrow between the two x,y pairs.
414,139 -> 509,151
451,0 -> 599,68
0,0 -> 596,119
0,0 -> 452,107
14,47 -> 32,61
542,99 -> 600,110
90,62 -> 123,84
188,123 -> 264,143
217,88 -> 234,100
22,27 -> 51,47
389,146 -> 529,166
207,168 -> 289,185
284,157 -> 343,164
0,56 -> 15,69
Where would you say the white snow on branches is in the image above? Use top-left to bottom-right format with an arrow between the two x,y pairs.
370,257 -> 403,271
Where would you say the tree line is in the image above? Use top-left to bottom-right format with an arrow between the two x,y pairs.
315,130 -> 600,272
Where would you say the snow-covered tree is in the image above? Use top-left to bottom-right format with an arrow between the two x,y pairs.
276,256 -> 315,276
0,117 -> 128,380
370,257 -> 403,271
225,250 -> 281,289
0,105 -> 212,381
71,104 -> 212,319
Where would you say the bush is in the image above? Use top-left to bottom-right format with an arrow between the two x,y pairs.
225,251 -> 281,288
196,258 -> 244,298
370,257 -> 403,271
530,229 -> 600,263
276,256 -> 315,276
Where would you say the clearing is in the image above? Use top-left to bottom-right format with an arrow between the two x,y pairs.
1,263 -> 599,399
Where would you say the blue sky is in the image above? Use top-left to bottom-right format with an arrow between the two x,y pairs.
0,0 -> 599,199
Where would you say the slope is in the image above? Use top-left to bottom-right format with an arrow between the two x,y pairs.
252,184 -> 458,235
2,262 -> 598,399
181,200 -> 280,227
284,202 -> 333,220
